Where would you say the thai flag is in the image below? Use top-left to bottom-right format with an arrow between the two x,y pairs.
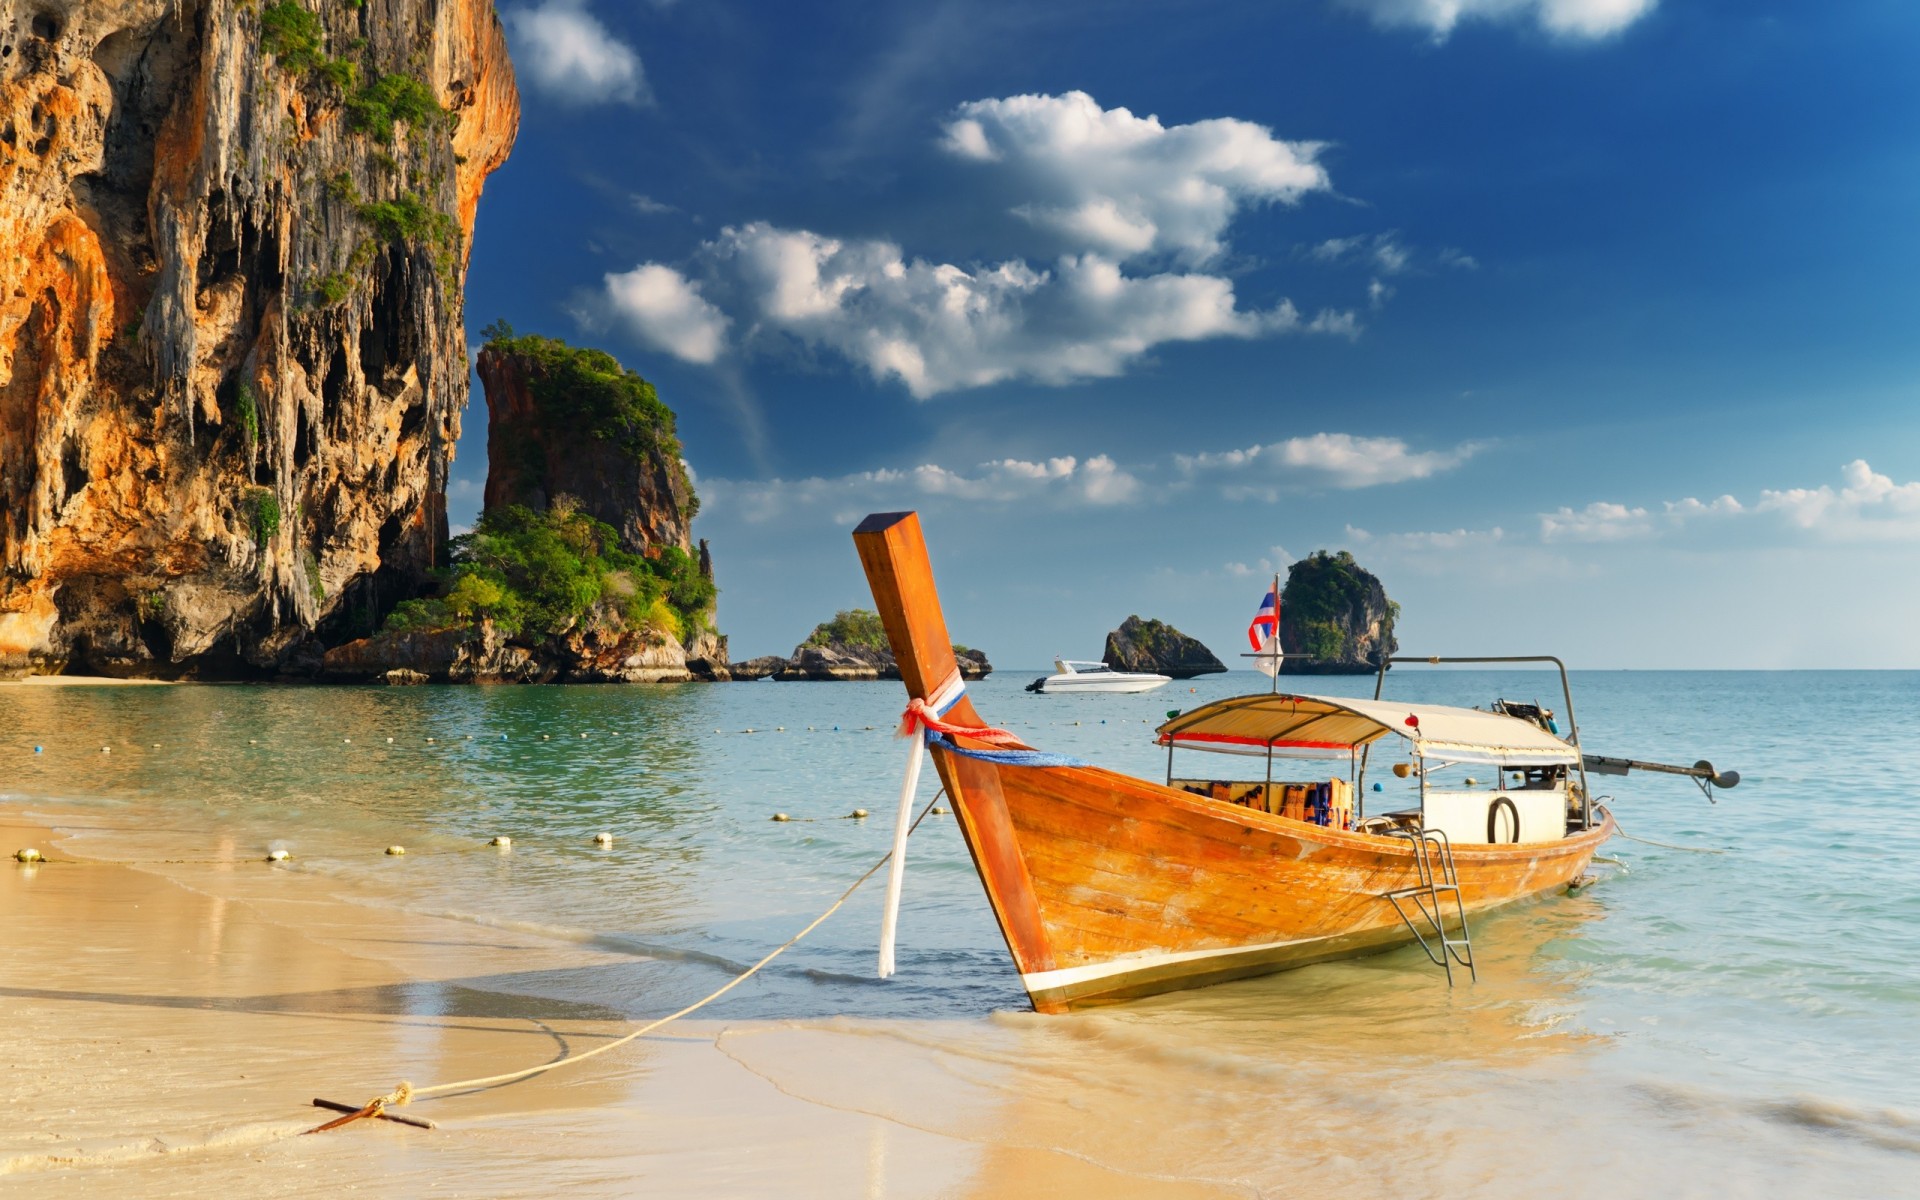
1248,590 -> 1280,677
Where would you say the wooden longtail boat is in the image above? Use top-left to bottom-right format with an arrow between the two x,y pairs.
855,511 -> 1616,1013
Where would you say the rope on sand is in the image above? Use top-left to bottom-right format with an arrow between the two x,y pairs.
307,791 -> 946,1135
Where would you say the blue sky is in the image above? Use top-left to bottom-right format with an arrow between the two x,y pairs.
457,0 -> 1920,668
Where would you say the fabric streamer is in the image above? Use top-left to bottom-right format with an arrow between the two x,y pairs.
879,673 -> 970,977
878,673 -> 1091,978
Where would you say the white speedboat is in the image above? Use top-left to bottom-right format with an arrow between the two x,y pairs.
1025,658 -> 1171,694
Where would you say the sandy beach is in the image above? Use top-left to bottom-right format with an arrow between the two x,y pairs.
0,802 -> 1235,1198
0,677 -> 181,687
5,675 -> 1915,1199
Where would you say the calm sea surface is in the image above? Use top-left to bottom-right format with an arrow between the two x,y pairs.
4,670 -> 1917,1195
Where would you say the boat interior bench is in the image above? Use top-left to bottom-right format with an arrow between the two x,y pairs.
1170,777 -> 1354,829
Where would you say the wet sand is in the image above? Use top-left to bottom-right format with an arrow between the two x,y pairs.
0,676 -> 180,687
0,804 -> 1235,1198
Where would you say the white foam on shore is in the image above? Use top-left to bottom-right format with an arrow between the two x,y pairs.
0,1119 -> 306,1176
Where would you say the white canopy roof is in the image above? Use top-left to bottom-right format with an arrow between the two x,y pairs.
1155,692 -> 1579,766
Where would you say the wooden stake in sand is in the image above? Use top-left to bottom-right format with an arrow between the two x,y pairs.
311,1098 -> 435,1130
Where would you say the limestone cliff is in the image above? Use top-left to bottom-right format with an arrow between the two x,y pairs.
1278,550 -> 1399,675
762,609 -> 990,681
477,331 -> 695,557
0,0 -> 517,677
320,332 -> 726,684
1102,616 -> 1225,679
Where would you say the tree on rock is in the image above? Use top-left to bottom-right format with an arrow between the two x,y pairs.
1102,616 -> 1226,679
1279,551 -> 1399,675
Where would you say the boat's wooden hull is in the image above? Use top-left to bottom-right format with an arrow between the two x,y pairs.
850,509 -> 1612,1014
932,748 -> 1612,1012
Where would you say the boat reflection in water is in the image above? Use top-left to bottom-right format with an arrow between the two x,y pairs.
717,894 -> 1623,1198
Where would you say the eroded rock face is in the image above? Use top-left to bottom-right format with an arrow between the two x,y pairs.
476,343 -> 694,556
773,643 -> 991,681
1279,550 -> 1399,675
730,654 -> 786,681
1102,616 -> 1226,679
322,617 -> 726,684
322,620 -> 541,684
0,0 -> 518,677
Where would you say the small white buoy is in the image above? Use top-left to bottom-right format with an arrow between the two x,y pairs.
1464,777 -> 1479,787
580,732 -> 588,738
101,745 -> 111,754
15,848 -> 42,863
152,743 -> 160,748
266,848 -> 289,863
850,808 -> 869,819
771,813 -> 791,822
249,739 -> 257,745
776,726 -> 785,732
593,832 -> 614,846
489,836 -> 512,848
386,737 -> 394,744
466,735 -> 474,740
744,728 -> 755,734
426,737 -> 435,743
542,734 -> 550,741
385,845 -> 406,856
931,806 -> 948,815
343,738 -> 352,744
611,732 -> 620,737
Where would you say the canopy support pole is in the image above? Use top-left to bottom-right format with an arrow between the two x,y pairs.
1378,654 -> 1592,831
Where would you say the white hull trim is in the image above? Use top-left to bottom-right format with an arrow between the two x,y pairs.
1020,935 -> 1317,993
1036,678 -> 1171,694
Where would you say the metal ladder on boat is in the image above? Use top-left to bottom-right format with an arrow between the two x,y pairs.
1381,828 -> 1477,985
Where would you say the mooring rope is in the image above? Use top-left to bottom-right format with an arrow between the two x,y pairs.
307,791 -> 946,1135
1609,815 -> 1728,855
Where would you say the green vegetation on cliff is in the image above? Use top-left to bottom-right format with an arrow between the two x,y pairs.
801,608 -> 974,657
481,324 -> 697,518
385,503 -> 715,640
804,609 -> 888,650
346,72 -> 445,142
1281,550 -> 1398,663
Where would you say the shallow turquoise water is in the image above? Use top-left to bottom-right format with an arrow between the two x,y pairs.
4,670 -> 1917,1190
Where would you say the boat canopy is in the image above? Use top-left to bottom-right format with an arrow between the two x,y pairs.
1155,693 -> 1579,767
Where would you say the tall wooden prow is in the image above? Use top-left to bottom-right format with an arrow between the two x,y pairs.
851,512 -> 1022,749
852,511 -> 1058,994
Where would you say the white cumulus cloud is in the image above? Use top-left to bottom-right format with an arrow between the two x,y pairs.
598,93 -> 1354,398
601,264 -> 728,363
504,0 -> 650,107
1539,501 -> 1653,542
659,221 -> 1333,399
1311,234 -> 1413,276
1754,460 -> 1920,540
1535,461 -> 1920,545
1340,0 -> 1656,40
708,453 -> 1144,523
942,91 -> 1329,265
1177,433 -> 1479,491
1349,524 -> 1509,551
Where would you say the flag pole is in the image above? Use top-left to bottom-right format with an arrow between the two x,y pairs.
1270,572 -> 1280,694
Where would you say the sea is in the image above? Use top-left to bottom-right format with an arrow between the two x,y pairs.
4,669 -> 1917,1197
